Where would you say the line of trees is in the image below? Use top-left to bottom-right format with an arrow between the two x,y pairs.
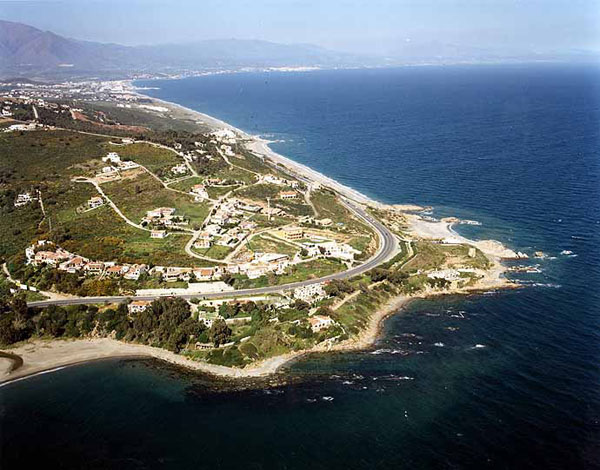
0,295 -> 233,354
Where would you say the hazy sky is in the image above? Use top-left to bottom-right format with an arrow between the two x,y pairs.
1,0 -> 598,55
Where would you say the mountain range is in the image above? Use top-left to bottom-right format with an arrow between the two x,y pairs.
0,20 -> 381,79
0,20 -> 596,80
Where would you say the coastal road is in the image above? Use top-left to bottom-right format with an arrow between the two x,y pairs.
27,200 -> 399,308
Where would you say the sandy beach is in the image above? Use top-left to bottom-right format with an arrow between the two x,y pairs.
0,337 -> 310,385
132,87 -> 382,208
0,85 -> 520,385
0,294 -> 412,386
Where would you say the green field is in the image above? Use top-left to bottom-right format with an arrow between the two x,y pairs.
311,189 -> 371,234
402,242 -> 490,272
84,102 -> 210,133
234,258 -> 344,289
55,205 -> 199,266
0,130 -> 110,259
246,235 -> 299,257
168,176 -> 204,193
213,164 -> 257,185
109,142 -> 182,175
207,185 -> 237,200
191,243 -> 232,260
0,129 -> 108,181
236,183 -> 281,202
102,172 -> 210,225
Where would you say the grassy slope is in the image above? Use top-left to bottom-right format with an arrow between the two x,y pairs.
111,142 -> 182,174
102,172 -> 210,225
0,130 -> 206,266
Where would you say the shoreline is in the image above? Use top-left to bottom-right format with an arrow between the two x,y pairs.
130,85 -> 384,209
1,82 -> 520,385
1,264 -> 518,385
0,295 -> 412,386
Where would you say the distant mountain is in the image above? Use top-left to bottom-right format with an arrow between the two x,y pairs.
0,20 -> 378,79
0,21 -> 128,69
1,20 -> 596,80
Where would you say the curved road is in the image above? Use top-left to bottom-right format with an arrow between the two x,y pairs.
27,198 -> 398,308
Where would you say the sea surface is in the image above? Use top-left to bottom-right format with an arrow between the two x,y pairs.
2,64 -> 600,469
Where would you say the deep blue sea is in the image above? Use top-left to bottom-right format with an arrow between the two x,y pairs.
2,65 -> 600,469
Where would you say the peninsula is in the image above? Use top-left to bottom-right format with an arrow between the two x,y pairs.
0,79 -> 521,383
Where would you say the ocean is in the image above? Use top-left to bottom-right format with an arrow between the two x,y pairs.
2,64 -> 599,469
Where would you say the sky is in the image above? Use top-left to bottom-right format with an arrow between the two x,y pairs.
0,0 -> 598,55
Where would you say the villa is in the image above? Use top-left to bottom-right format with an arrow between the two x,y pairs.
150,230 -> 168,239
102,152 -> 120,163
106,265 -> 129,277
190,184 -> 208,200
123,264 -> 147,280
14,192 -> 33,207
83,262 -> 105,275
279,191 -> 298,200
308,315 -> 335,332
101,166 -> 118,175
293,283 -> 326,303
315,218 -> 333,227
128,300 -> 152,314
58,256 -> 87,273
147,207 -> 176,219
34,250 -> 70,266
170,164 -> 188,175
193,267 -> 215,281
87,196 -> 104,209
117,160 -> 139,170
282,226 -> 304,241
193,232 -> 212,249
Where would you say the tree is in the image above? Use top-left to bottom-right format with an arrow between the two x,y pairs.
180,317 -> 205,338
371,268 -> 390,282
388,270 -> 409,285
0,295 -> 32,345
292,299 -> 310,312
208,319 -> 232,346
315,306 -> 334,318
166,328 -> 188,353
221,273 -> 235,286
153,297 -> 192,344
324,279 -> 353,297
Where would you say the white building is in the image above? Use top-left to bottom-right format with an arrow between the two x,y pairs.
293,283 -> 326,303
117,160 -> 139,170
150,230 -> 168,239
87,196 -> 104,209
103,152 -> 121,164
128,300 -> 152,314
308,315 -> 334,332
170,164 -> 188,175
146,207 -> 176,219
279,191 -> 298,200
263,174 -> 286,186
14,192 -> 33,207
313,241 -> 360,261
124,264 -> 148,280
193,232 -> 212,249
101,166 -> 118,175
190,184 -> 208,201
